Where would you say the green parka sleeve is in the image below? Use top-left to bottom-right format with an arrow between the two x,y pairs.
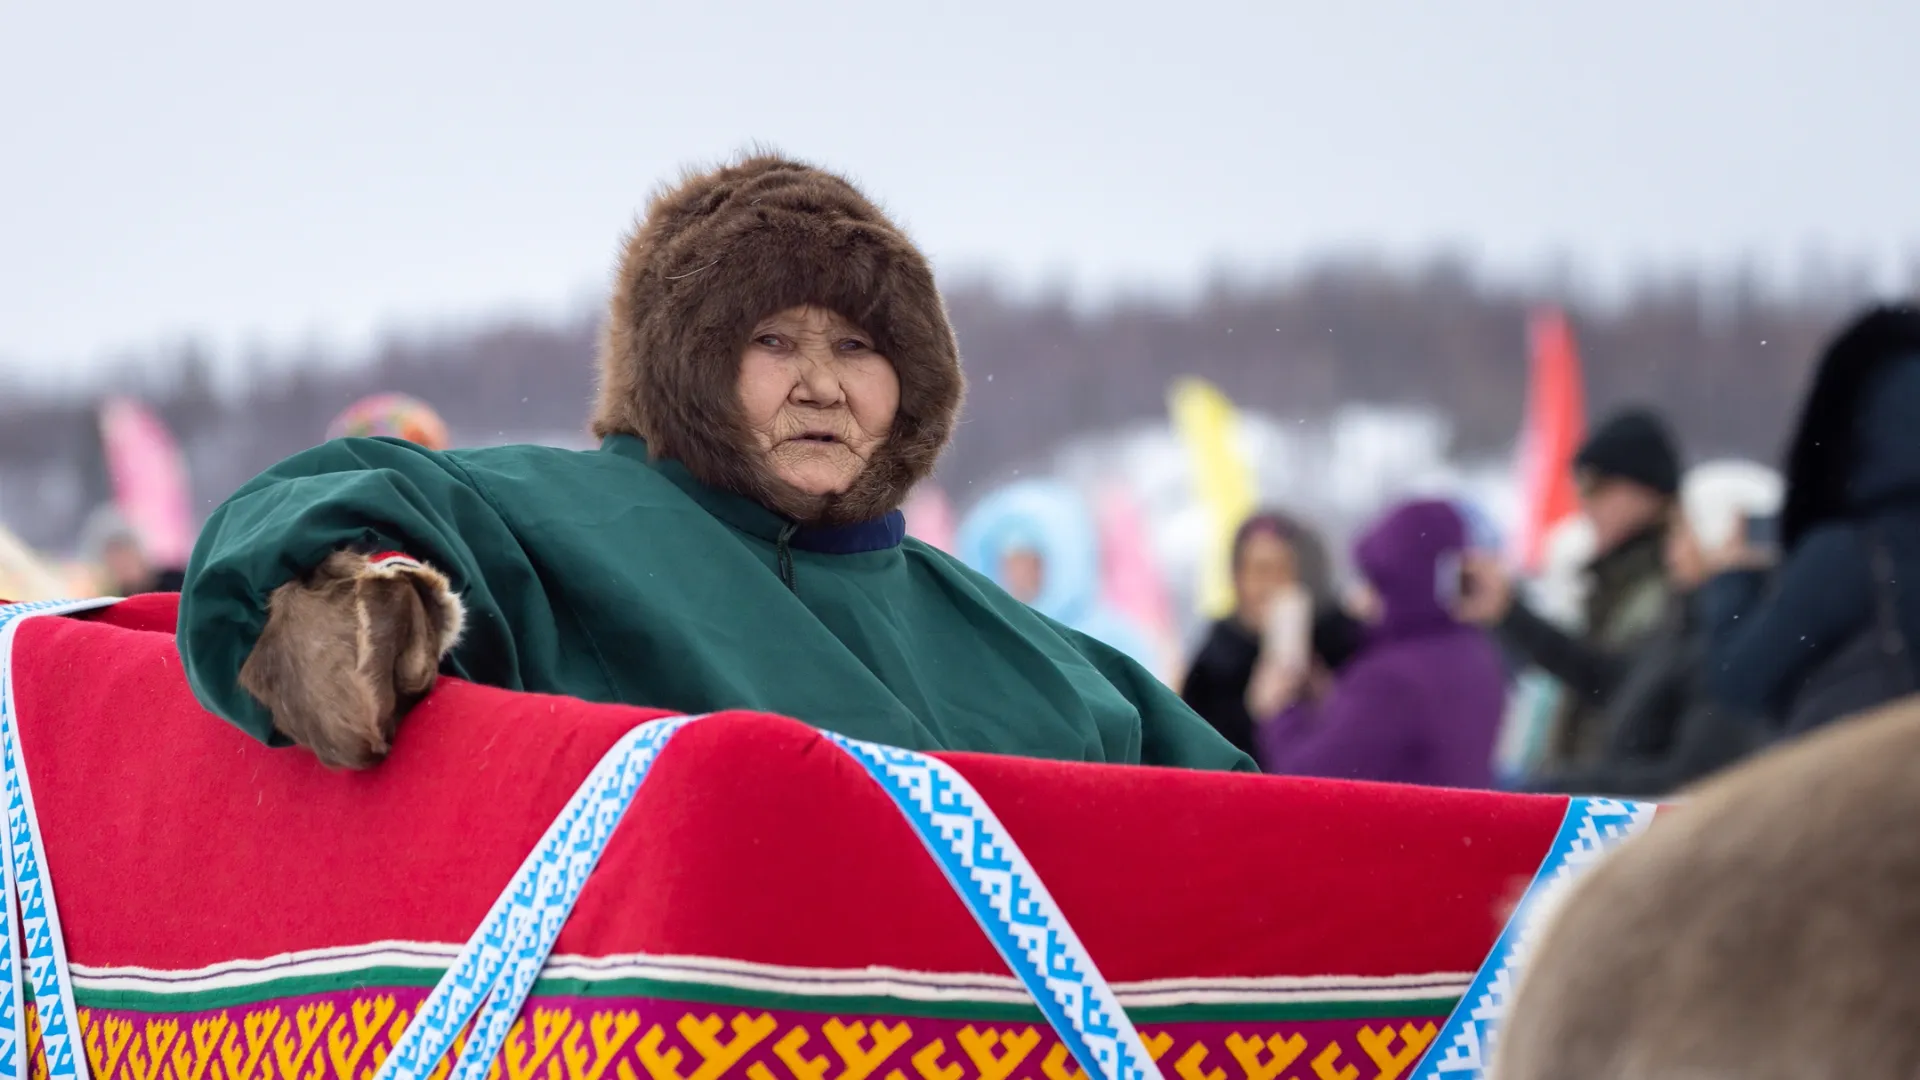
1059,625 -> 1259,773
177,437 -> 528,745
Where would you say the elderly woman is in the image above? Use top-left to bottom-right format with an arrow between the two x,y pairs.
178,154 -> 1252,773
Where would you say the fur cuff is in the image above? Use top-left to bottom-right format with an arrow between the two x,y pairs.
362,552 -> 465,657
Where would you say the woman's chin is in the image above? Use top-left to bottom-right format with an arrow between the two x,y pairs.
772,467 -> 856,500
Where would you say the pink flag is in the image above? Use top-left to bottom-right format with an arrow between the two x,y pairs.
98,398 -> 195,568
1094,484 -> 1178,668
902,483 -> 956,552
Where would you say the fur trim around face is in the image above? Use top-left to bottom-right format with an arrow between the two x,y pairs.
592,153 -> 965,525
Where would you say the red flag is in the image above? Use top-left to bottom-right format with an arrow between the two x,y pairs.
1512,309 -> 1587,573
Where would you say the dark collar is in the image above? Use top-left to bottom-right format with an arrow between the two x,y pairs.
601,435 -> 906,554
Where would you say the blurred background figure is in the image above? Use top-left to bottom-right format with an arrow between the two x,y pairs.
1179,510 -> 1348,761
1460,407 -> 1684,773
325,393 -> 451,450
78,505 -> 180,595
1520,461 -> 1780,797
1255,499 -> 1506,787
955,478 -> 1160,673
1698,304 -> 1920,736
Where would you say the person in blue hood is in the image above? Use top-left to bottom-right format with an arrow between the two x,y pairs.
1257,499 -> 1507,787
956,479 -> 1157,668
1697,304 -> 1920,733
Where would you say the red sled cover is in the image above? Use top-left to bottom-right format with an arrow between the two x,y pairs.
11,596 -> 1573,1080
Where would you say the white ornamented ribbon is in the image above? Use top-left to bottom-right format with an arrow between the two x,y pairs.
0,598 -> 121,1080
1406,796 -> 1659,1080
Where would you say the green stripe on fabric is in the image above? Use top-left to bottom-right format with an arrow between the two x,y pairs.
73,967 -> 444,1013
75,972 -> 1457,1026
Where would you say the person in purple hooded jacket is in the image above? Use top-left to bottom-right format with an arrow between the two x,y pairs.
1256,499 -> 1507,788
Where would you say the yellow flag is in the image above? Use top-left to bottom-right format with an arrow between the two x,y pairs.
1168,377 -> 1257,619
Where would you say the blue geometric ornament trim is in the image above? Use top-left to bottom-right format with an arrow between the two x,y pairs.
374,717 -> 1161,1080
824,734 -> 1162,1080
0,597 -> 1157,1080
1407,795 -> 1658,1080
0,596 -> 1655,1080
0,598 -> 121,1080
381,716 -> 701,1080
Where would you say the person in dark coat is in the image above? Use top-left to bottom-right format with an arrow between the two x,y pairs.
1258,499 -> 1507,788
1523,517 -> 1765,797
1179,511 -> 1360,762
1696,305 -> 1920,733
1459,408 -> 1684,771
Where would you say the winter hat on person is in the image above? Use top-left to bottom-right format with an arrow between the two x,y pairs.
592,152 -> 966,525
326,393 -> 450,450
1352,499 -> 1469,636
1573,408 -> 1681,496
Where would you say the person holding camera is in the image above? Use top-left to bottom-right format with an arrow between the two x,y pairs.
1254,499 -> 1506,788
1457,407 -> 1684,772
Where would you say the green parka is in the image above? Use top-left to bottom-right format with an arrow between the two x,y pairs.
178,434 -> 1253,772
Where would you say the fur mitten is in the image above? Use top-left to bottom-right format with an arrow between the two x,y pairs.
238,550 -> 464,768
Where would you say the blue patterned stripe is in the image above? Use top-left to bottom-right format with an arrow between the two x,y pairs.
1408,796 -> 1658,1080
0,598 -> 120,1080
824,735 -> 1161,1080
0,597 -> 1639,1080
382,717 -> 697,1080
444,719 -> 694,1080
0,601 -> 1151,1080
374,717 -> 1160,1080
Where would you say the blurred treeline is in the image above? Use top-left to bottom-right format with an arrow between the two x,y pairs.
0,259 -> 1893,552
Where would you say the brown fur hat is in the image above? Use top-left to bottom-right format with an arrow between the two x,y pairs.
591,153 -> 965,525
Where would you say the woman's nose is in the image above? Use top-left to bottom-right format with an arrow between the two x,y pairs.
791,352 -> 844,405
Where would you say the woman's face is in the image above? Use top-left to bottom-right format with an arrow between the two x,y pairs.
1577,470 -> 1668,554
1234,530 -> 1297,619
999,548 -> 1045,604
738,305 -> 900,499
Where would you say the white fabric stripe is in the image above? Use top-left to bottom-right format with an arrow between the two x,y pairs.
71,945 -> 1471,1004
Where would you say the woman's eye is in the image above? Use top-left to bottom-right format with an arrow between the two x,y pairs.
838,338 -> 872,352
754,334 -> 784,349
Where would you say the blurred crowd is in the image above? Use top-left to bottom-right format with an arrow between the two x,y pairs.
1167,303 -> 1920,797
7,302 -> 1919,801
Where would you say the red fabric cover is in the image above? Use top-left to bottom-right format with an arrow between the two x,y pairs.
18,596 -> 1568,979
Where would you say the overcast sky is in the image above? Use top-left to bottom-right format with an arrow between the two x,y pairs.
4,1 -> 1917,377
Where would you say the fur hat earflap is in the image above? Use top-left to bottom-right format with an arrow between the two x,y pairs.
592,152 -> 965,525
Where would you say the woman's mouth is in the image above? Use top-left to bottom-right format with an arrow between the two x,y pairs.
792,432 -> 839,444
